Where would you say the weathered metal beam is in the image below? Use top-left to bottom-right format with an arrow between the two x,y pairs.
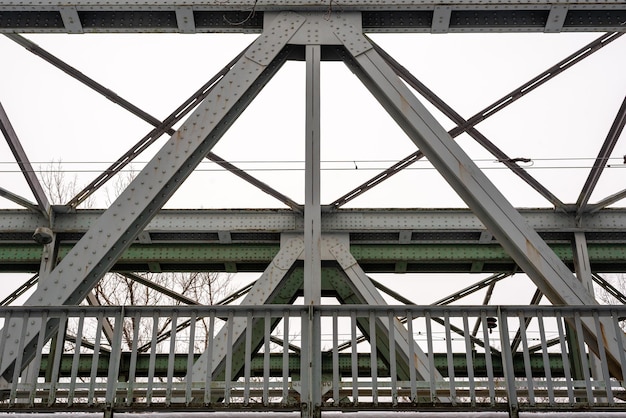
576,94 -> 626,218
186,236 -> 305,393
327,236 -> 446,397
337,31 -> 626,378
0,12 -> 304,383
376,43 -> 567,211
589,189 -> 626,213
119,272 -> 201,306
0,273 -> 38,306
330,32 -> 622,210
4,208 -> 626,238
0,188 -> 40,213
4,242 -> 626,274
39,351 -> 570,379
0,4 -> 625,33
6,34 -> 302,212
0,103 -> 50,217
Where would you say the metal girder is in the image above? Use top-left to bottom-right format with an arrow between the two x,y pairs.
330,32 -> 622,210
302,43 -> 323,411
592,273 -> 626,305
0,102 -> 50,218
0,188 -> 40,213
39,351 -> 569,379
0,2 -> 625,33
6,242 -> 626,274
119,272 -> 201,306
186,236 -> 304,391
336,31 -> 626,378
0,273 -> 38,306
6,34 -> 302,213
576,94 -> 626,218
205,153 -> 302,213
5,208 -> 626,238
326,236 -> 445,397
0,11 -> 305,383
589,189 -> 626,213
375,43 -> 566,211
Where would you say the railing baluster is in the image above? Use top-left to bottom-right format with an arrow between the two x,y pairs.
224,311 -> 234,405
425,311 -> 436,403
204,310 -> 215,405
462,312 -> 475,406
537,311 -> 555,405
555,310 -> 575,405
332,310 -> 339,407
146,310 -> 160,405
610,309 -> 626,385
387,310 -> 397,406
48,311 -> 67,407
88,313 -> 104,405
10,310 -> 29,406
593,310 -> 613,404
127,311 -> 141,407
574,311 -> 593,404
282,309 -> 290,405
351,310 -> 358,406
29,310 -> 49,407
444,311 -> 456,404
263,310 -> 271,406
165,310 -> 178,405
498,309 -> 518,415
369,310 -> 378,406
300,308 -> 309,410
106,309 -> 124,408
68,311 -> 85,406
244,310 -> 252,405
518,311 -> 534,406
185,311 -> 197,406
406,310 -> 416,403
0,311 -> 11,370
479,311 -> 495,406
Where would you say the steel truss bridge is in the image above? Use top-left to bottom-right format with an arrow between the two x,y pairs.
0,1 -> 626,417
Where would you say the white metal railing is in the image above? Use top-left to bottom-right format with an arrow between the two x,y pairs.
0,305 -> 625,413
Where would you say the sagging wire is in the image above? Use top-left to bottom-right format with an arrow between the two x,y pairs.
223,0 -> 259,26
606,155 -> 626,168
496,157 -> 534,166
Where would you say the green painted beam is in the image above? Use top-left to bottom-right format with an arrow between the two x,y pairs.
3,243 -> 626,273
44,352 -> 566,379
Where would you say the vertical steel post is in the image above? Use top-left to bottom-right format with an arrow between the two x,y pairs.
303,43 -> 322,418
573,232 -> 604,385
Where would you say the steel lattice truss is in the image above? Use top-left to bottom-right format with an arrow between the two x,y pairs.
0,2 -> 626,417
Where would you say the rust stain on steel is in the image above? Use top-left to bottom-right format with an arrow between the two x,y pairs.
526,239 -> 543,267
600,322 -> 609,350
399,91 -> 411,114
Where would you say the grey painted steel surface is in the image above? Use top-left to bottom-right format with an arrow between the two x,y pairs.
328,238 -> 446,394
187,236 -> 304,396
2,304 -> 626,413
0,189 -> 39,213
0,102 -> 51,218
303,43 -> 323,412
335,30 -> 626,377
4,208 -> 626,236
0,0 -> 625,33
0,11 -> 304,383
576,95 -> 626,219
5,33 -> 301,213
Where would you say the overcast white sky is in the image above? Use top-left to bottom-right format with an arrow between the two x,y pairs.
1,31 -> 624,210
1,30 -> 625,306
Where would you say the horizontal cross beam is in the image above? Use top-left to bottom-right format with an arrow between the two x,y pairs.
0,4 -> 625,33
